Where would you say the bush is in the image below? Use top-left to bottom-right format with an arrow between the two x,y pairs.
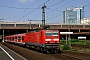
71,39 -> 79,42
60,40 -> 66,45
62,44 -> 71,50
86,41 -> 90,46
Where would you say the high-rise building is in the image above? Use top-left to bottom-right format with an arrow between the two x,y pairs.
63,6 -> 84,24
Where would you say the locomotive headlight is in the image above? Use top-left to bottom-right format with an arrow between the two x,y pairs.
46,41 -> 48,43
46,41 -> 49,43
55,41 -> 59,43
57,41 -> 59,43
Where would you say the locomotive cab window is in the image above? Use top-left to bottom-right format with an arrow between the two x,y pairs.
45,32 -> 52,36
45,32 -> 58,36
52,32 -> 58,36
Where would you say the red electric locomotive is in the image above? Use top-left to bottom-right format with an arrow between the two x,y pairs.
4,29 -> 60,53
25,29 -> 60,53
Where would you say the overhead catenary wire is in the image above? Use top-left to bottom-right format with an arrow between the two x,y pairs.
46,0 -> 74,21
47,0 -> 64,7
0,5 -> 40,9
27,0 -> 77,22
47,0 -> 90,23
1,0 -> 50,28
44,0 -> 65,16
46,8 -> 63,12
11,0 -> 39,20
2,0 -> 90,24
1,0 -> 75,23
84,3 -> 90,7
2,0 -> 40,27
80,3 -> 90,18
47,14 -> 63,21
56,0 -> 74,9
18,0 -> 50,21
32,0 -> 63,20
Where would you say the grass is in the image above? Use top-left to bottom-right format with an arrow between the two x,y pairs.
62,44 -> 71,50
83,49 -> 90,53
60,39 -> 90,45
60,39 -> 90,53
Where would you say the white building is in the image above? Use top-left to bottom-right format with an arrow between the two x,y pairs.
81,18 -> 90,24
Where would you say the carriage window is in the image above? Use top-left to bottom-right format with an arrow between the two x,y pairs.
10,37 -> 11,40
12,37 -> 14,40
7,37 -> 9,40
15,36 -> 17,39
18,37 -> 21,40
8,37 -> 10,40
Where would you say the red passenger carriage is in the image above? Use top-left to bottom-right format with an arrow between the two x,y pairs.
4,33 -> 27,44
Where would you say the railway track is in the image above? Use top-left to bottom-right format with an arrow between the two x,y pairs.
48,53 -> 82,60
71,44 -> 90,49
1,42 -> 90,60
47,50 -> 90,60
61,51 -> 90,60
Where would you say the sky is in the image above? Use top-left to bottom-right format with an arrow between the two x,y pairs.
0,0 -> 90,24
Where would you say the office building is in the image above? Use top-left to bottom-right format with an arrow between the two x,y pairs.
63,6 -> 84,24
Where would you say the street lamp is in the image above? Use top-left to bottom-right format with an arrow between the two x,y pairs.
28,20 -> 32,30
68,17 -> 71,47
28,20 -> 42,30
0,18 -> 4,29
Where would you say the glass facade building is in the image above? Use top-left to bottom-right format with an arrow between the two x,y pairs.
63,6 -> 84,24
